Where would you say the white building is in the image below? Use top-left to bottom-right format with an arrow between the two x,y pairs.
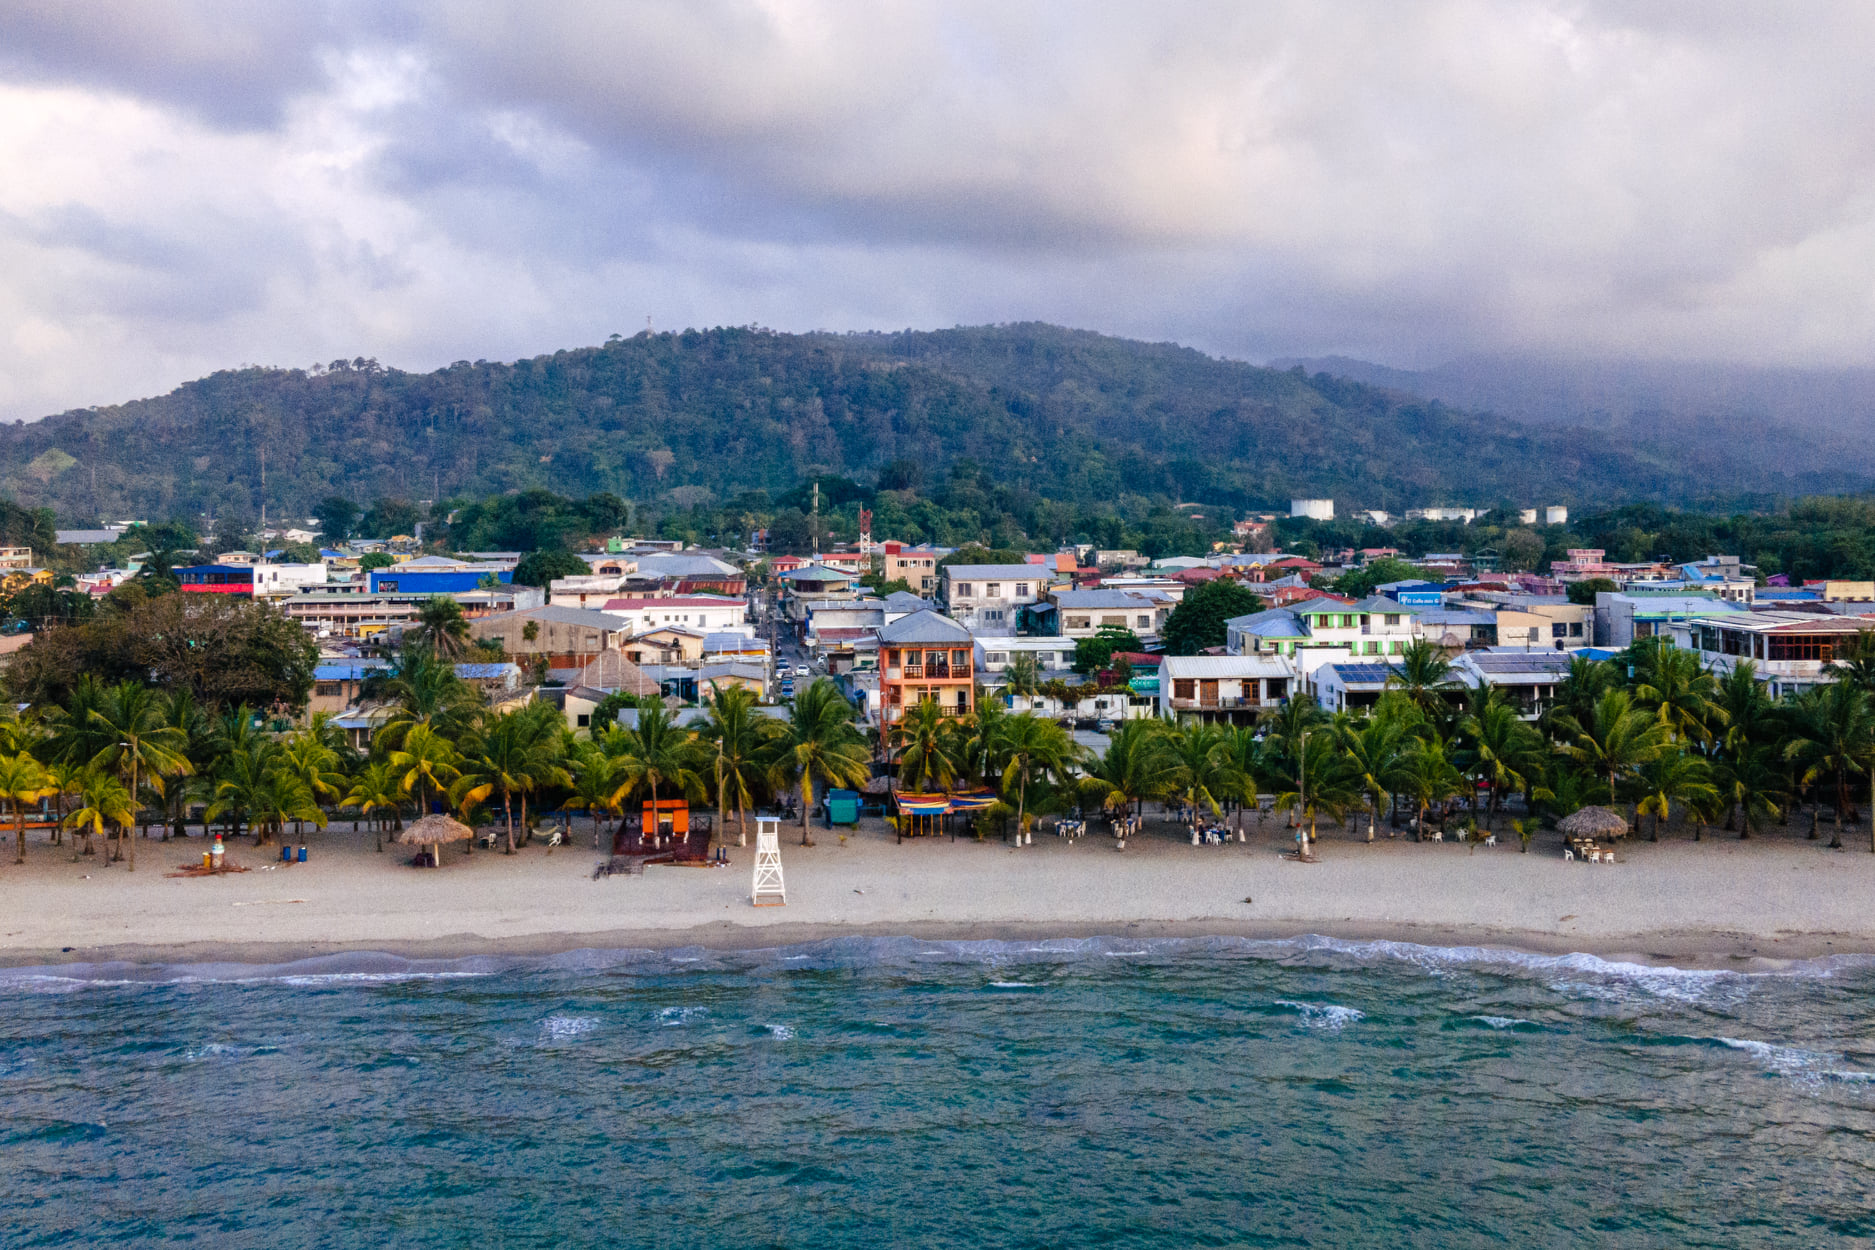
249,562 -> 330,599
1545,506 -> 1569,525
599,595 -> 750,634
1406,506 -> 1480,524
974,635 -> 1079,674
548,573 -> 631,609
1049,589 -> 1172,639
941,564 -> 1048,634
1290,498 -> 1335,521
1158,655 -> 1299,725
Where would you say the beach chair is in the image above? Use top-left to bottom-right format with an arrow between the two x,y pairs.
1483,834 -> 1496,847
1428,828 -> 1443,843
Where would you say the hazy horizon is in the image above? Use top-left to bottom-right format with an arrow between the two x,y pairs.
5,2 -> 1875,422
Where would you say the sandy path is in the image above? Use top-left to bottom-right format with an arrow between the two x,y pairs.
3,815 -> 1872,969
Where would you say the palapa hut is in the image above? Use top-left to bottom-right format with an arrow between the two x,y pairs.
396,814 -> 474,866
1557,805 -> 1631,842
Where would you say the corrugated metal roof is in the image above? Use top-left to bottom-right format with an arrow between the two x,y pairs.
1052,590 -> 1169,608
1159,655 -> 1295,678
943,564 -> 1049,580
877,609 -> 972,644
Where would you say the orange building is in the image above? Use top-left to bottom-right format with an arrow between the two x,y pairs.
878,609 -> 975,724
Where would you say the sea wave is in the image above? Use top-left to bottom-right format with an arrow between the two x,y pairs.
1275,1000 -> 1365,1030
3,932 -> 1870,996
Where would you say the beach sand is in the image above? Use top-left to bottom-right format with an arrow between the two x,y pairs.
4,813 -> 1873,969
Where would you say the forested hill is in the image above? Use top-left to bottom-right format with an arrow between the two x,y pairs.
2,323 -> 1863,526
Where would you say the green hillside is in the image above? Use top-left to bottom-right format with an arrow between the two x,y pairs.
0,323 -> 1859,528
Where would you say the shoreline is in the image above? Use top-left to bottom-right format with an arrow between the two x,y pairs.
5,917 -> 1867,975
7,816 -> 1875,974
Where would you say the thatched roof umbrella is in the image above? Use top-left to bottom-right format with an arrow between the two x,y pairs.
396,814 -> 474,866
1558,805 -> 1630,842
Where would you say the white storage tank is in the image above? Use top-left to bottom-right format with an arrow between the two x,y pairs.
1290,498 -> 1335,521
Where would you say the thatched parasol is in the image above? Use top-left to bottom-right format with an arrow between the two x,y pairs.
1558,805 -> 1630,840
396,814 -> 474,865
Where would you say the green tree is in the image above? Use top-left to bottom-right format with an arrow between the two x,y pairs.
1160,580 -> 1263,655
1635,747 -> 1721,841
767,680 -> 871,845
1456,696 -> 1547,829
996,714 -> 1082,836
1627,638 -> 1726,747
1567,577 -> 1618,606
700,684 -> 777,846
1336,705 -> 1413,841
1557,688 -> 1669,811
511,549 -> 590,589
389,724 -> 463,820
1785,682 -> 1873,850
1394,733 -> 1467,840
1072,625 -> 1142,675
63,767 -> 134,860
1078,720 -> 1180,818
313,496 -> 360,543
891,699 -> 965,793
0,751 -> 51,864
342,760 -> 404,852
410,596 -> 473,658
86,681 -> 194,871
1386,638 -> 1460,718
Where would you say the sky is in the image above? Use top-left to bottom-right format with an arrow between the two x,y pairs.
2,0 -> 1874,421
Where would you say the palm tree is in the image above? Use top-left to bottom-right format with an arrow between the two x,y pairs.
456,711 -> 564,853
1628,639 -> 1727,747
278,732 -> 347,845
1004,652 -> 1041,701
160,689 -> 213,840
1456,697 -> 1546,829
342,761 -> 404,852
64,768 -> 133,860
1546,654 -> 1617,742
767,679 -> 871,845
1394,732 -> 1466,839
1824,628 -> 1875,695
1270,728 -> 1360,847
0,751 -> 52,864
389,724 -> 463,822
997,714 -> 1083,836
566,744 -> 623,849
957,697 -> 1010,789
410,596 -> 473,658
1216,724 -> 1265,837
604,699 -> 706,835
891,699 -> 964,793
370,650 -> 484,752
1715,744 -> 1785,840
1387,639 -> 1459,719
1337,711 -> 1409,841
1077,720 -> 1180,820
1557,688 -> 1669,812
207,743 -> 286,844
700,683 -> 776,846
1785,682 -> 1873,850
1634,747 -> 1721,841
86,681 -> 193,871
1168,722 -> 1230,824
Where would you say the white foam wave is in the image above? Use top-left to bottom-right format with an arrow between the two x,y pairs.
989,981 -> 1041,989
1716,1037 -> 1875,1090
658,1005 -> 707,1027
184,1042 -> 256,1061
540,1015 -> 597,1042
764,1024 -> 795,1039
1471,1015 -> 1529,1029
1276,1000 -> 1365,1030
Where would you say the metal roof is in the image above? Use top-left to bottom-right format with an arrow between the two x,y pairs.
877,609 -> 973,644
943,564 -> 1050,580
1159,655 -> 1295,678
1463,651 -> 1574,676
1052,589 -> 1168,608
1225,608 -> 1308,637
478,605 -> 624,629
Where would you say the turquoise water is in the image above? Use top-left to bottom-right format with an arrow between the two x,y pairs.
5,936 -> 1875,1247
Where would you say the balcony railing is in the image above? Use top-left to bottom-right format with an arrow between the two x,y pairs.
1169,696 -> 1274,710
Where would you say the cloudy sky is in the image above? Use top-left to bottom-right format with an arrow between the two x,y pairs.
1,0 -> 1873,421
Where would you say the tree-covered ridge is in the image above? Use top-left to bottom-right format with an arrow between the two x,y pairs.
3,324 -> 1852,532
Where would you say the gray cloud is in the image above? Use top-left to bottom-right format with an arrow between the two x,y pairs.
2,1 -> 1875,421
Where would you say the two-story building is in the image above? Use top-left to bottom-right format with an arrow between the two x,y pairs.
778,564 -> 861,626
1685,610 -> 1875,700
878,610 -> 975,725
1157,655 -> 1298,725
942,564 -> 1048,634
1049,589 -> 1172,638
880,543 -> 947,595
599,595 -> 749,635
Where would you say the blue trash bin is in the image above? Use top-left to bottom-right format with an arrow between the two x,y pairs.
297,846 -> 307,863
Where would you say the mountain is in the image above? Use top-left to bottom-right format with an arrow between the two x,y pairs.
1272,353 -> 1875,484
4,323 -> 1868,528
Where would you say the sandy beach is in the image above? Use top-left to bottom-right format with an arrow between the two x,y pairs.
4,813 -> 1874,970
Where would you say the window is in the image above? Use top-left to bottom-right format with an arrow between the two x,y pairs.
577,714 -> 591,728
1364,641 -> 1380,655
987,652 -> 1008,665
1015,583 -> 1030,597
986,583 -> 1002,597
1551,622 -> 1568,638
1173,679 -> 1196,699
984,609 -> 1004,622
1385,614 -> 1401,626
1066,616 -> 1091,630
955,583 -> 974,597
1570,623 -> 1584,637
1137,615 -> 1151,628
1340,615 -> 1355,628
379,580 -> 398,592
314,682 -> 340,697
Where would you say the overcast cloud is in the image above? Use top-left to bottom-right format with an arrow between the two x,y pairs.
2,0 -> 1873,420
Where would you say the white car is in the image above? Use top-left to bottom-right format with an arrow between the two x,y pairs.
794,665 -> 811,677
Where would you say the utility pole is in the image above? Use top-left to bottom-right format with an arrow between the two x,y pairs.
811,481 -> 820,560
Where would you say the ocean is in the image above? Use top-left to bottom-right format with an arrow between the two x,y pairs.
4,935 -> 1873,1247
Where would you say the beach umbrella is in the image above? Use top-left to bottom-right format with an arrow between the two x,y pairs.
1557,805 -> 1630,841
395,814 -> 474,866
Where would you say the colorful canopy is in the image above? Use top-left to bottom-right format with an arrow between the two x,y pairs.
892,788 -> 1000,815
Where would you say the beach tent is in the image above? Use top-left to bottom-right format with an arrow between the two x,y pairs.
1557,805 -> 1631,842
891,788 -> 1002,840
396,814 -> 474,866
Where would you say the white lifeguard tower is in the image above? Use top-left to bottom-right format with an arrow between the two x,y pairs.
751,816 -> 786,906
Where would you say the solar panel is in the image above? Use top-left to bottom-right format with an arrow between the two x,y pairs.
1334,664 -> 1397,683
